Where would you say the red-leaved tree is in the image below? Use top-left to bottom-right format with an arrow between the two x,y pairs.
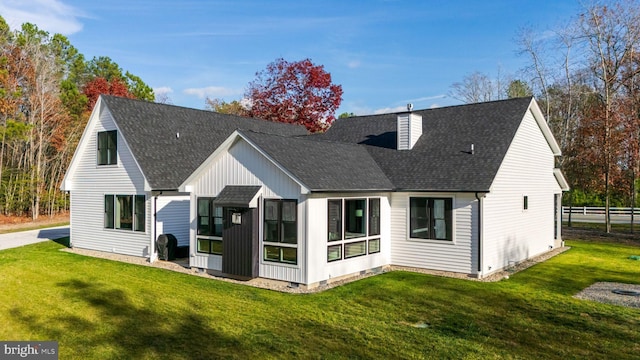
83,76 -> 134,111
246,58 -> 343,132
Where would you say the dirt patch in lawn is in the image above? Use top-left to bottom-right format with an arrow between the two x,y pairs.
0,212 -> 69,233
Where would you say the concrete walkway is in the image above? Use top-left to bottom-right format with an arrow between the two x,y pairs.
0,226 -> 70,251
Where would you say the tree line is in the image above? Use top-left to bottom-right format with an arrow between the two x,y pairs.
0,16 -> 154,219
449,0 -> 640,232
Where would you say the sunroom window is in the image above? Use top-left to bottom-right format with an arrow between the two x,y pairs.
327,197 -> 381,262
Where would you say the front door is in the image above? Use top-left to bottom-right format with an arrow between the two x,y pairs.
222,207 -> 258,278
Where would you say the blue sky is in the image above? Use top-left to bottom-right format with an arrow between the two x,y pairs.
1,0 -> 583,114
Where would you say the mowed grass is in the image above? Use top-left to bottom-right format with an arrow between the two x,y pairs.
0,238 -> 639,359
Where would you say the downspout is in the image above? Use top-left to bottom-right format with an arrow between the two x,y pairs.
151,191 -> 162,263
475,192 -> 484,277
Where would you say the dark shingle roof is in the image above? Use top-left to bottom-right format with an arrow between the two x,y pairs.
213,185 -> 262,207
315,97 -> 533,191
102,95 -> 534,193
101,95 -> 308,190
240,130 -> 394,191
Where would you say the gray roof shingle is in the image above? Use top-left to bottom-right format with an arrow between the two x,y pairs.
240,130 -> 394,191
213,185 -> 262,207
101,95 -> 308,190
315,97 -> 533,192
102,95 -> 533,193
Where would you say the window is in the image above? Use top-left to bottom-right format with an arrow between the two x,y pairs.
116,195 -> 133,230
345,199 -> 366,239
369,198 -> 380,236
328,199 -> 342,241
104,194 -> 145,232
263,199 -> 297,265
197,198 -> 223,255
97,130 -> 117,165
409,197 -> 452,241
104,195 -> 114,229
327,197 -> 381,262
523,195 -> 529,210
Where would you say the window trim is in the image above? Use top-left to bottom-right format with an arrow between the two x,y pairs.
408,196 -> 454,242
196,197 -> 223,256
263,199 -> 298,265
97,130 -> 117,166
327,197 -> 382,263
103,194 -> 145,232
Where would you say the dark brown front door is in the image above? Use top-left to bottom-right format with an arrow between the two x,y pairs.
222,207 -> 258,278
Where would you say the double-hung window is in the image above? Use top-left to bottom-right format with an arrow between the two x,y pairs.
104,194 -> 145,232
328,198 -> 381,262
196,198 -> 223,255
409,197 -> 452,240
97,130 -> 117,165
263,199 -> 297,265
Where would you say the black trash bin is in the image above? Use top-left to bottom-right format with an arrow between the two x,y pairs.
156,234 -> 177,261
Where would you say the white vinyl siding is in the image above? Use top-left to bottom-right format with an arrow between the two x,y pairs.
397,113 -> 422,150
156,196 -> 190,247
390,192 -> 477,274
482,109 -> 562,275
186,139 -> 305,283
69,105 -> 151,257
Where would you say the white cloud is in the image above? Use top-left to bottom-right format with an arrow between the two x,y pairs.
347,60 -> 361,69
403,94 -> 446,103
0,0 -> 85,35
373,105 -> 408,115
153,86 -> 173,96
429,103 -> 441,109
183,86 -> 240,99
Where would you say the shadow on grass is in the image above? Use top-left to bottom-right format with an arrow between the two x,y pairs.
10,278 -> 258,359
51,236 -> 70,248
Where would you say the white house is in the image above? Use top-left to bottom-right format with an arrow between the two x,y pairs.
62,95 -> 569,288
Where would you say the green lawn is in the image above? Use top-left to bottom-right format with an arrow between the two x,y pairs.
1,238 -> 639,359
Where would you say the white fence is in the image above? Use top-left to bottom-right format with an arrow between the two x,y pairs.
562,206 -> 640,216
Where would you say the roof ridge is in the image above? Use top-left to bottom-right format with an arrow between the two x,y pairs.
341,96 -> 533,119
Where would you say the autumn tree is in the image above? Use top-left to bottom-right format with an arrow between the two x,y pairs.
338,112 -> 355,118
83,77 -> 134,111
246,58 -> 343,132
578,1 -> 640,232
205,97 -> 248,116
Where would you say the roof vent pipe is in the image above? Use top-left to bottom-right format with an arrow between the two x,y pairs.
407,103 -> 413,111
471,143 -> 475,155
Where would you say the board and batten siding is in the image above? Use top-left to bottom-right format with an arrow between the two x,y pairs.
305,193 -> 391,285
186,139 -> 306,284
69,105 -> 151,257
389,192 -> 477,274
156,196 -> 190,247
481,109 -> 562,275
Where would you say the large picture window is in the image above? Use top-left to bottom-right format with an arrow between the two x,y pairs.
327,197 -> 381,262
409,197 -> 452,241
104,194 -> 145,232
197,198 -> 223,255
97,130 -> 117,165
263,199 -> 297,265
